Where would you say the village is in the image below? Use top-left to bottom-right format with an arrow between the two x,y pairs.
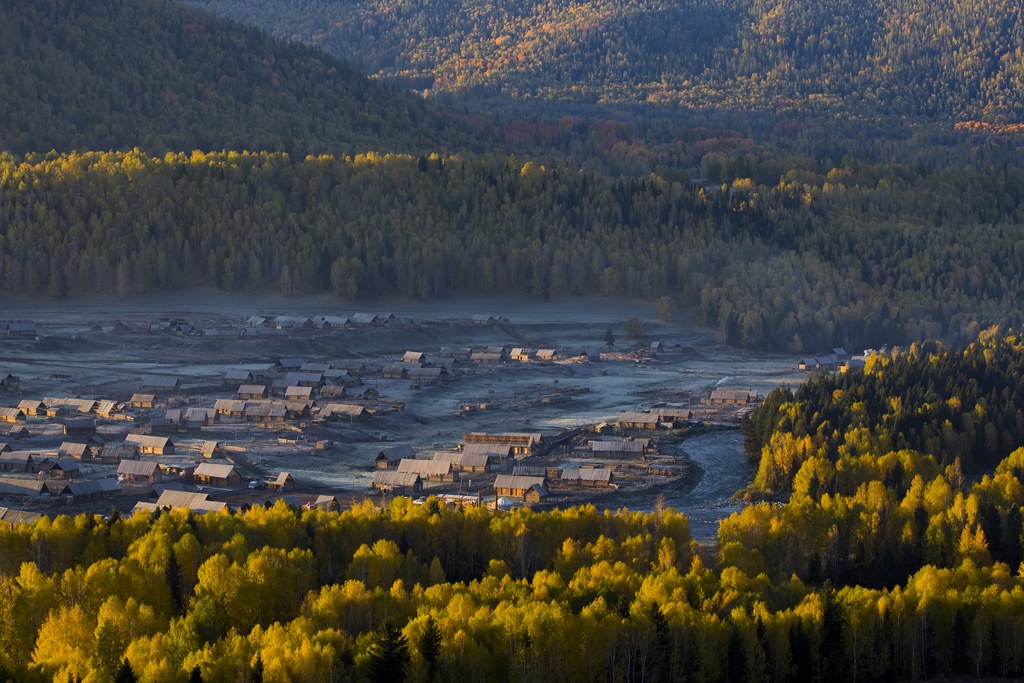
0,304 -> 840,525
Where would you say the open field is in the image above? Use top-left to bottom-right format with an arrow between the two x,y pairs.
0,294 -> 808,535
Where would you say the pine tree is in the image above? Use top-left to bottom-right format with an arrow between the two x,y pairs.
188,666 -> 204,683
604,326 -> 615,347
951,608 -> 971,675
368,620 -> 410,683
820,582 -> 844,683
250,653 -> 264,683
790,621 -> 812,683
418,616 -> 441,682
725,624 -> 744,683
648,603 -> 671,683
114,659 -> 137,683
166,551 -> 183,614
1003,505 -> 1022,568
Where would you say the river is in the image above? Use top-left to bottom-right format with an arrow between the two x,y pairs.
605,429 -> 756,540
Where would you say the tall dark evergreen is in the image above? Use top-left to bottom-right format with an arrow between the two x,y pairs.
725,625 -> 744,683
367,620 -> 410,683
951,608 -> 972,676
250,653 -> 264,683
114,659 -> 138,683
166,551 -> 183,614
418,616 -> 441,682
648,604 -> 671,683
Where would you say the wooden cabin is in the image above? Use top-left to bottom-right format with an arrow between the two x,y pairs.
142,376 -> 181,394
193,463 -> 241,488
214,399 -> 246,418
433,451 -> 490,473
124,435 -> 175,455
0,408 -> 26,424
131,394 -> 157,409
64,417 -> 96,436
268,472 -> 295,492
494,475 -> 547,498
709,388 -> 752,404
118,460 -> 162,484
617,412 -> 660,429
201,441 -> 225,459
237,385 -> 268,400
224,369 -> 255,385
371,471 -> 422,494
376,444 -> 415,469
561,468 -> 614,487
397,459 -> 452,482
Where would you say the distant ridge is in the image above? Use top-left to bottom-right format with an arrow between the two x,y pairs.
0,0 -> 469,156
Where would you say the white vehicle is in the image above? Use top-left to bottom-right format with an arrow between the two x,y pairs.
248,480 -> 262,490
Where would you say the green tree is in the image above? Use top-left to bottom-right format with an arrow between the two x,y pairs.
166,551 -> 183,614
604,326 -> 615,348
625,317 -> 643,338
250,652 -> 264,683
368,620 -> 410,683
655,296 -> 676,322
114,659 -> 137,683
418,616 -> 441,681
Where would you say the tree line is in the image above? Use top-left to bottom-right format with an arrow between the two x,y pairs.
3,466 -> 1024,681
4,149 -> 1024,352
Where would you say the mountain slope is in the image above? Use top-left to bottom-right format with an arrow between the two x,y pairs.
0,0 -> 469,155
187,0 -> 1024,120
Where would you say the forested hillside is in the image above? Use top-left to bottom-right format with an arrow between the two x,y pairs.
186,0 -> 1024,118
4,149 -> 1024,351
0,0 -> 473,156
737,331 -> 1024,584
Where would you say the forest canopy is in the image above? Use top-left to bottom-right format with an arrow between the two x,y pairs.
3,149 -> 1024,352
186,0 -> 1024,120
0,0 -> 475,157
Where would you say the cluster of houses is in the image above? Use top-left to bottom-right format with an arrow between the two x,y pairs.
648,342 -> 692,354
383,347 -> 610,378
798,349 -> 865,374
614,406 -> 694,430
131,487 -> 334,516
105,312 -> 513,340
367,436 -> 615,504
0,472 -> 121,503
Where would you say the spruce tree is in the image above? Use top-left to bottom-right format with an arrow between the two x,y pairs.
114,659 -> 137,683
418,616 -> 441,682
368,620 -> 410,683
251,652 -> 264,683
166,551 -> 183,614
789,621 -> 812,683
725,625 -> 743,683
648,604 -> 670,683
951,608 -> 972,675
